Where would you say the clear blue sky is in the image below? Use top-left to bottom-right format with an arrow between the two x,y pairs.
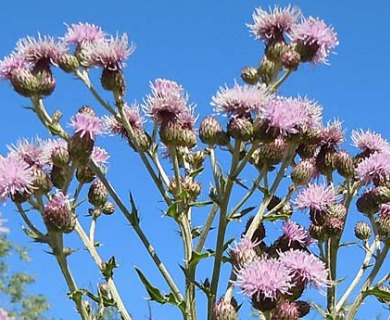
0,0 -> 389,319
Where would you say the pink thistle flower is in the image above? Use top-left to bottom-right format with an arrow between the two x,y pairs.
104,103 -> 145,137
143,78 -> 193,124
351,129 -> 390,154
16,34 -> 67,65
234,257 -> 293,301
80,34 -> 135,70
230,236 -> 259,267
282,220 -> 313,247
0,154 -> 34,201
379,203 -> 390,216
261,96 -> 322,136
356,152 -> 390,185
290,17 -> 339,64
279,249 -> 329,289
294,183 -> 339,212
91,147 -> 110,167
70,113 -> 103,140
0,54 -> 28,80
63,22 -> 106,45
7,138 -> 47,167
320,120 -> 344,146
211,83 -> 272,117
248,5 -> 301,42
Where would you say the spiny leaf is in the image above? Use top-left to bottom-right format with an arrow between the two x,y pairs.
188,251 -> 212,268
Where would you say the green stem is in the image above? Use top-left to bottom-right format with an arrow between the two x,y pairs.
75,70 -> 116,116
15,202 -> 48,242
207,141 -> 241,320
195,203 -> 218,253
336,241 -> 377,311
327,238 -> 338,315
346,244 -> 390,320
89,160 -> 184,304
74,221 -> 132,320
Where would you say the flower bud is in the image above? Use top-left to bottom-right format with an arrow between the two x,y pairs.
376,212 -> 390,242
258,57 -> 276,85
356,189 -> 380,216
199,116 -> 222,145
309,224 -> 326,241
186,150 -> 206,169
68,135 -> 94,166
213,297 -> 238,320
43,192 -> 76,233
296,143 -> 318,159
128,130 -> 151,152
160,121 -> 196,148
101,68 -> 126,96
265,41 -> 287,63
227,117 -> 253,141
88,180 -> 108,207
51,145 -> 70,167
272,300 -> 300,320
50,165 -> 66,189
354,221 -> 371,241
335,150 -> 354,178
296,301 -> 311,317
58,53 -> 80,73
76,165 -> 96,184
281,48 -> 301,70
291,158 -> 317,186
102,201 -> 115,215
324,216 -> 344,238
32,166 -> 52,194
315,146 -> 337,176
241,66 -> 259,85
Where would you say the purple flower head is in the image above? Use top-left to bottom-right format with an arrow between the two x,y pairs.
282,220 -> 313,247
320,120 -> 344,146
234,257 -> 293,301
80,34 -> 135,70
63,22 -> 106,45
230,236 -> 259,267
105,103 -> 145,137
143,78 -> 193,124
7,138 -> 47,167
248,6 -> 301,42
0,54 -> 29,80
290,17 -> 339,64
279,249 -> 329,289
352,130 -> 390,154
294,183 -> 339,212
261,96 -> 322,136
211,83 -> 272,117
0,154 -> 34,202
356,152 -> 390,185
16,34 -> 67,65
91,147 -> 110,167
70,113 -> 103,140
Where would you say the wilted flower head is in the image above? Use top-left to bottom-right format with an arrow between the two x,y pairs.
144,78 -> 194,124
235,256 -> 293,301
0,154 -> 34,202
356,152 -> 390,185
290,17 -> 338,64
63,22 -> 106,45
295,183 -> 339,212
261,96 -> 322,136
0,54 -> 28,80
279,249 -> 328,289
248,5 -> 301,42
80,34 -> 134,70
212,83 -> 272,117
282,220 -> 313,247
16,35 -> 67,65
352,130 -> 390,154
70,113 -> 103,140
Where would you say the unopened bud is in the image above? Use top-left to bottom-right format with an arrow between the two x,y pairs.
241,66 -> 259,85
101,68 -> 126,95
354,221 -> 371,240
88,180 -> 108,207
227,117 -> 253,141
199,116 -> 222,145
58,53 -> 80,73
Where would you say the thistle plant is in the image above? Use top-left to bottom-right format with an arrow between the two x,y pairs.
0,4 -> 389,320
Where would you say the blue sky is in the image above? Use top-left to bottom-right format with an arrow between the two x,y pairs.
0,0 -> 389,319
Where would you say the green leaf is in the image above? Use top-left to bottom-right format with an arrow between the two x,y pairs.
190,200 -> 213,207
101,256 -> 118,280
365,286 -> 390,301
166,202 -> 179,219
209,188 -> 220,205
263,213 -> 290,222
188,251 -> 212,268
21,226 -> 46,243
229,206 -> 256,220
189,167 -> 204,178
128,193 -> 140,226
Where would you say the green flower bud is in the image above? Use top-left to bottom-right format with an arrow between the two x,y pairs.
59,53 -> 80,73
199,116 -> 222,145
101,68 -> 126,96
241,66 -> 259,85
354,221 -> 372,241
88,180 -> 108,207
